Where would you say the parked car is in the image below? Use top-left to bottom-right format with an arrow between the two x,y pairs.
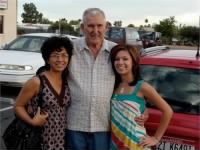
140,46 -> 200,150
105,27 -> 143,51
139,31 -> 162,48
0,33 -> 78,87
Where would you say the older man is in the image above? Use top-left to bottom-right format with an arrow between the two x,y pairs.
65,8 -> 147,150
66,8 -> 115,150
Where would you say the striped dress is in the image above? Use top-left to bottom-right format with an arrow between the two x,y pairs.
111,80 -> 148,150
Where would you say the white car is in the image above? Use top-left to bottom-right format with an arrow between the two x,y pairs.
0,33 -> 78,87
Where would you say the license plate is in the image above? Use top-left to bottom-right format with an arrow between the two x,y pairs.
156,137 -> 195,150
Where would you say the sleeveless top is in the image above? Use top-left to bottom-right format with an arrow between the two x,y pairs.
31,75 -> 71,150
111,80 -> 147,150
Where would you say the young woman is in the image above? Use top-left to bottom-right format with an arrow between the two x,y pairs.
14,36 -> 73,150
110,44 -> 173,150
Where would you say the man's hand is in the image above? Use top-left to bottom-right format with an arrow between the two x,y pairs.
135,108 -> 149,126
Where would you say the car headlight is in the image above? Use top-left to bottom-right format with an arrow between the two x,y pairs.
0,64 -> 33,71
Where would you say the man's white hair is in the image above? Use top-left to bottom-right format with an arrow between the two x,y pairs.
82,8 -> 106,24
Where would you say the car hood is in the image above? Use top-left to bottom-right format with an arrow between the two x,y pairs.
0,50 -> 44,65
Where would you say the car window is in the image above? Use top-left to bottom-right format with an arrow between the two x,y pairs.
140,65 -> 200,114
7,37 -> 27,50
110,28 -> 123,40
6,36 -> 47,52
140,32 -> 154,40
126,29 -> 140,40
29,39 -> 43,50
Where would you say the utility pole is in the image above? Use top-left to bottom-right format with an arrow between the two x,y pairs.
59,19 -> 61,34
196,16 -> 200,57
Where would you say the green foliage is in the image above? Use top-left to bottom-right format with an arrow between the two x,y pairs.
69,19 -> 81,25
127,24 -> 135,27
17,27 -> 25,35
113,21 -> 122,27
40,17 -> 52,24
49,19 -> 80,35
19,3 -> 198,43
21,3 -> 43,23
154,16 -> 176,40
161,36 -> 171,45
145,18 -> 148,24
139,25 -> 144,30
179,26 -> 199,43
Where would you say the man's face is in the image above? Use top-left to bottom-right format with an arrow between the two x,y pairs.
81,14 -> 107,45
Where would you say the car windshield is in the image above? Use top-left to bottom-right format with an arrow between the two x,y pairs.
4,36 -> 47,52
140,32 -> 155,40
140,65 -> 200,114
126,29 -> 140,40
107,28 -> 124,41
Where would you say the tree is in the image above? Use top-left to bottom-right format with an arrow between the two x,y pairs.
145,18 -> 148,23
69,19 -> 81,34
147,24 -> 151,27
40,17 -> 52,24
69,19 -> 81,26
139,25 -> 144,30
143,18 -> 149,27
113,21 -> 122,27
154,16 -> 176,40
21,3 -> 43,23
127,24 -> 135,27
145,18 -> 148,24
49,18 -> 79,35
179,26 -> 199,44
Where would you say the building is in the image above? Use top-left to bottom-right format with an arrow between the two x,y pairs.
0,0 -> 17,44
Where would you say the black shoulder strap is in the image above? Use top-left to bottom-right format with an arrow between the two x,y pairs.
37,75 -> 44,107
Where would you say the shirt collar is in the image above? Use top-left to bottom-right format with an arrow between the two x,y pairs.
79,37 -> 110,53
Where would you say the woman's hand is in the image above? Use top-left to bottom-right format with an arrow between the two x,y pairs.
135,109 -> 149,126
139,135 -> 160,148
32,107 -> 48,126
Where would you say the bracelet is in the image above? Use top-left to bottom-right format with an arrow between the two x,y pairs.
152,136 -> 160,143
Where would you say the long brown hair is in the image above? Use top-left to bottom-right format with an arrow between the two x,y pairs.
110,44 -> 141,89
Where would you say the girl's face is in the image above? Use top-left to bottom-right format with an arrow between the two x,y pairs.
114,50 -> 133,76
48,47 -> 69,72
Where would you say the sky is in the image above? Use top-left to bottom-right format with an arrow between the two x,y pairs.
17,0 -> 200,27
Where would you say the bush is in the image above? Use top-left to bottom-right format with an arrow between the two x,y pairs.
17,27 -> 26,35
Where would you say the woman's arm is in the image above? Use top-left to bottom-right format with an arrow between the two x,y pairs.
139,82 -> 173,147
14,76 -> 48,126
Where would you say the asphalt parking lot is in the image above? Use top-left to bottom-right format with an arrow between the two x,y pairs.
0,97 -> 15,150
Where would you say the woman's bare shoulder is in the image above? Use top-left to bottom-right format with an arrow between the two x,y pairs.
140,81 -> 156,93
22,76 -> 41,95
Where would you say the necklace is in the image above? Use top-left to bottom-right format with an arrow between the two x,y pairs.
119,82 -> 131,94
119,87 -> 125,94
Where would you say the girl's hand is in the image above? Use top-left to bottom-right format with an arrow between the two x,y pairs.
32,107 -> 48,126
139,135 -> 160,148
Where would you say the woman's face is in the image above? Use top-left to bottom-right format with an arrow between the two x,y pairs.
114,50 -> 133,76
47,47 -> 69,72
